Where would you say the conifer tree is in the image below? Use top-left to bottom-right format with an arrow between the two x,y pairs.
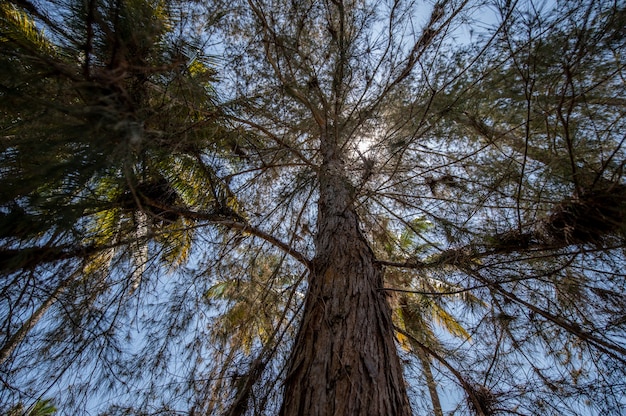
1,1 -> 625,415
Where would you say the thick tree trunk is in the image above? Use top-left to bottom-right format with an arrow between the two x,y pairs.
280,158 -> 412,416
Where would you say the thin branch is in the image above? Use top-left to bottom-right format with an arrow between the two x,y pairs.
393,325 -> 488,416
465,267 -> 626,363
143,200 -> 312,269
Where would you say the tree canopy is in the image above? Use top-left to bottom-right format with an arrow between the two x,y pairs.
1,0 -> 626,415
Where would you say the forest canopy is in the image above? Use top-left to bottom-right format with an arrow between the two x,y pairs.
1,0 -> 626,415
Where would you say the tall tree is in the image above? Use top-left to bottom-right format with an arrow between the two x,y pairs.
0,0 -> 252,410
215,1 -> 470,413
2,0 -> 626,415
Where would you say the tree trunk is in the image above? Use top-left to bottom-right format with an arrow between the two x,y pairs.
0,274 -> 73,365
280,157 -> 412,416
416,346 -> 444,416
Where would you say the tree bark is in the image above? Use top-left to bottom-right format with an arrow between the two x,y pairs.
280,157 -> 411,416
416,345 -> 444,416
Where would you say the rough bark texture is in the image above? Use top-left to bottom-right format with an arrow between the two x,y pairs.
280,158 -> 412,416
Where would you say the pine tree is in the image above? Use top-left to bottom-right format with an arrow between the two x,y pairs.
2,1 -> 626,415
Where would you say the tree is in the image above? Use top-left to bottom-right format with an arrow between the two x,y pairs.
1,0 -> 626,415
1,0 -> 250,409
6,399 -> 57,416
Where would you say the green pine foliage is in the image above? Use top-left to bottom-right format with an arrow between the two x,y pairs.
1,1 -> 626,415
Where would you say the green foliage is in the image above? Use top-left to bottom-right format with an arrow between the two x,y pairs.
204,255 -> 298,353
0,0 -> 243,275
2,1 -> 626,415
0,1 -> 250,409
5,399 -> 57,416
